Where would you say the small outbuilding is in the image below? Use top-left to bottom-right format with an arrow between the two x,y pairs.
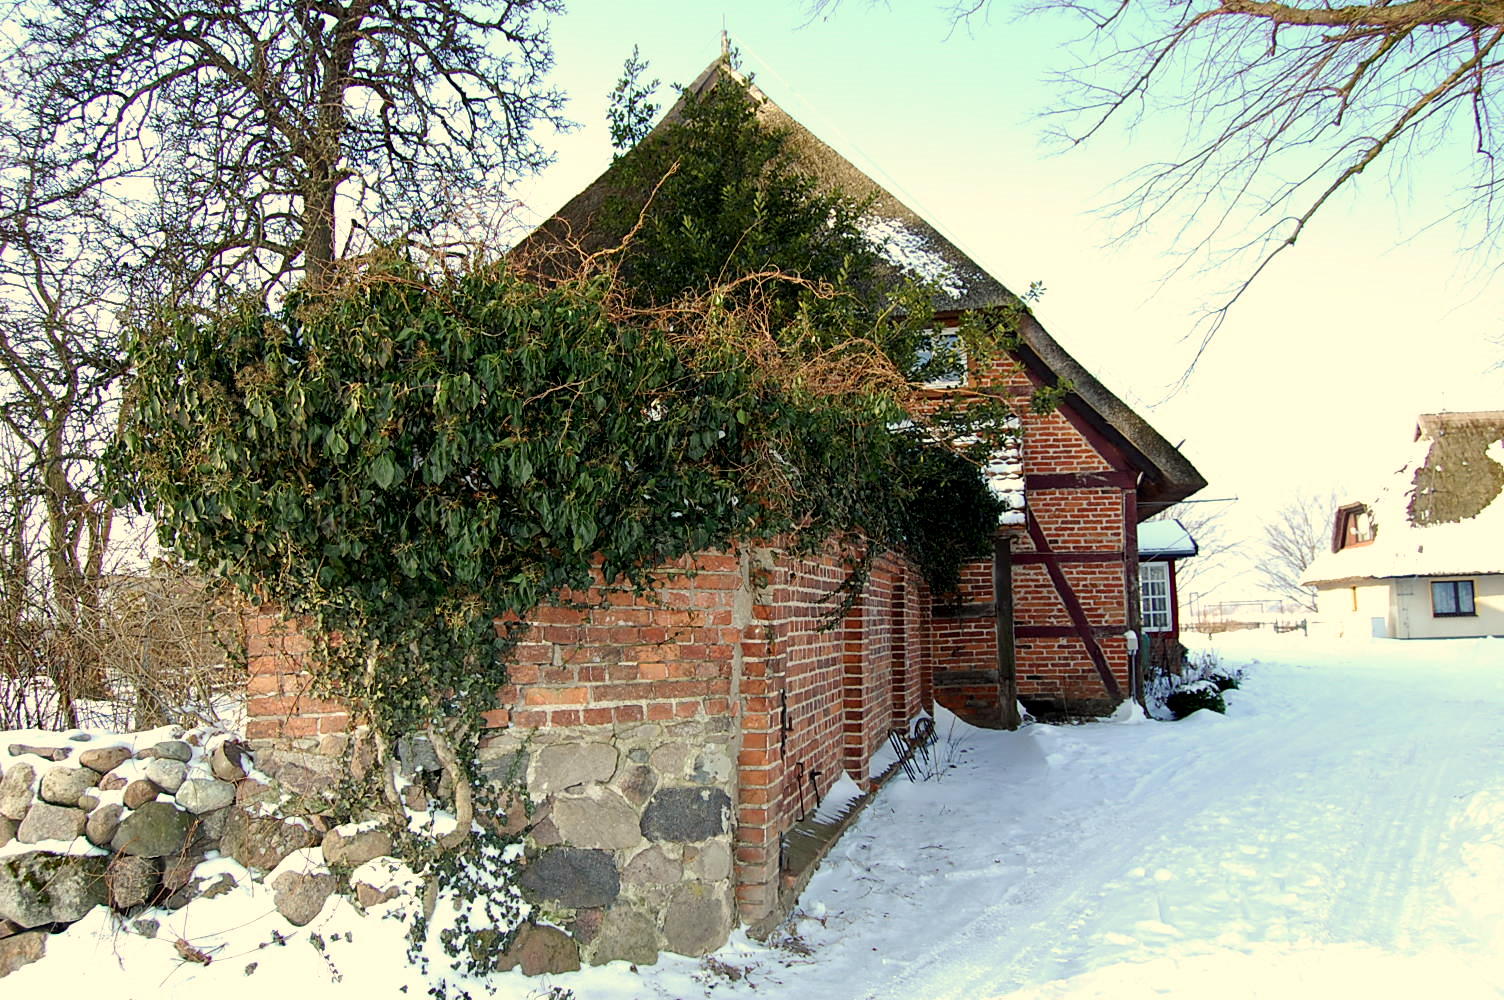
1137,518 -> 1199,671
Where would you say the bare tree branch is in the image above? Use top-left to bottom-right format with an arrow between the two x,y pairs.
1255,489 -> 1340,610
814,0 -> 1504,366
10,0 -> 567,299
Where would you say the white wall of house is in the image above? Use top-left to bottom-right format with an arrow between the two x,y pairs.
1315,575 -> 1504,638
1315,581 -> 1396,638
1391,574 -> 1504,638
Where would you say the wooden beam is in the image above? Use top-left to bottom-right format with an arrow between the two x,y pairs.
1016,625 -> 1129,639
995,535 -> 1020,730
1024,514 -> 1123,701
1013,551 -> 1123,565
933,669 -> 1000,687
933,602 -> 995,620
1025,471 -> 1136,491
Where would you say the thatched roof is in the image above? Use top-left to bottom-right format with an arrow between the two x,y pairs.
1409,411 -> 1504,526
518,54 -> 1206,514
1304,411 -> 1504,585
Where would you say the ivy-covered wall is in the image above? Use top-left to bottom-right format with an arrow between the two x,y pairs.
245,541 -> 934,960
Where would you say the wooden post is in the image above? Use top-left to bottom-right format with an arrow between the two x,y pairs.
994,534 -> 1020,730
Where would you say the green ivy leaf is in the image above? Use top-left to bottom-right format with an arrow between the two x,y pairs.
371,454 -> 398,490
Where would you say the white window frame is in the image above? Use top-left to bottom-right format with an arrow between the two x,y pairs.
1139,561 -> 1173,632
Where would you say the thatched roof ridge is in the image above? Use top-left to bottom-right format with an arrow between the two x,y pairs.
519,54 -> 1205,513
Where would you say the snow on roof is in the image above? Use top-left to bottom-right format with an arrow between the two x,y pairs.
1303,414 -> 1504,585
857,215 -> 966,299
1138,518 -> 1198,560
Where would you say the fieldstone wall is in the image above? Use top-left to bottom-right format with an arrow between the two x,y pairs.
477,715 -> 738,964
0,726 -> 413,979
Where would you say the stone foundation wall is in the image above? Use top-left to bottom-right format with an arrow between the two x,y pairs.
0,726 -> 410,978
478,716 -> 736,962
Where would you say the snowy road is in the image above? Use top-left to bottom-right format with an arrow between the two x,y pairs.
621,634 -> 1504,1000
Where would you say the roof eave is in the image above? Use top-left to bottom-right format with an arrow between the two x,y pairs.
1010,314 -> 1207,515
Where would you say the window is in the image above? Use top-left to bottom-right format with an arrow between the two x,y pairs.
1140,562 -> 1172,632
914,328 -> 966,387
1334,503 -> 1375,550
1431,580 -> 1476,617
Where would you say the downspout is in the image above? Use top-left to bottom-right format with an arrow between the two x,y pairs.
1126,474 -> 1144,706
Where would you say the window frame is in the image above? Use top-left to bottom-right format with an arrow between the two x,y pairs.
1430,579 -> 1477,618
1334,503 -> 1375,551
1139,561 -> 1173,633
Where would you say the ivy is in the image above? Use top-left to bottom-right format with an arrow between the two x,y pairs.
110,72 -> 1028,870
600,76 -> 887,323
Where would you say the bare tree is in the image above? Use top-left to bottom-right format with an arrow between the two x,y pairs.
0,126 -> 134,722
813,0 -> 1504,350
1149,499 -> 1232,596
1256,490 -> 1339,610
0,1 -> 567,725
10,0 -> 567,298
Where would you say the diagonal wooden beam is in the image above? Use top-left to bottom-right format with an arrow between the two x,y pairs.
1024,513 -> 1122,700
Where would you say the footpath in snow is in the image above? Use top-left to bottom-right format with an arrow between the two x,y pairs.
11,632 -> 1504,999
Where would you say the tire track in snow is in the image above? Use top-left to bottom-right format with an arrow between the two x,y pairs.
864,720 -> 1280,1000
861,664 -> 1504,1000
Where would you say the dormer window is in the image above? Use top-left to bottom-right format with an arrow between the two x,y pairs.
1333,503 -> 1374,551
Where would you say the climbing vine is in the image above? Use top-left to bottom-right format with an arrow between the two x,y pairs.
111,71 -> 1036,858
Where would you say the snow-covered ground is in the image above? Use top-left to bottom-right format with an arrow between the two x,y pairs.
12,631 -> 1504,999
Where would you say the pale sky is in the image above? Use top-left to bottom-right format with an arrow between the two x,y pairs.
511,0 -> 1504,604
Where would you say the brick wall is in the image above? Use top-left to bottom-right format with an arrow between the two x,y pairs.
732,547 -> 931,926
243,541 -> 934,939
478,552 -> 745,734
925,350 -> 1138,722
245,615 -> 350,740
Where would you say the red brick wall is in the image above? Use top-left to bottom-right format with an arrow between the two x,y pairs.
925,351 -> 1138,721
245,615 -> 350,740
843,556 -> 899,780
479,553 -> 743,734
890,574 -> 931,730
731,547 -> 932,923
244,555 -> 747,741
243,543 -> 934,930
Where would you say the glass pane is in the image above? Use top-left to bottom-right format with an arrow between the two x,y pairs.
1433,581 -> 1457,615
915,329 -> 965,385
1459,581 -> 1475,614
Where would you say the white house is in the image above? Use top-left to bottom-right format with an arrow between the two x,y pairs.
1303,411 -> 1504,639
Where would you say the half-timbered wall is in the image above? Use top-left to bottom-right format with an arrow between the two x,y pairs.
927,354 -> 1139,722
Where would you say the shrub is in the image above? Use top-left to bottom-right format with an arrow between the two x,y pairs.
1208,671 -> 1241,692
1164,681 -> 1226,719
